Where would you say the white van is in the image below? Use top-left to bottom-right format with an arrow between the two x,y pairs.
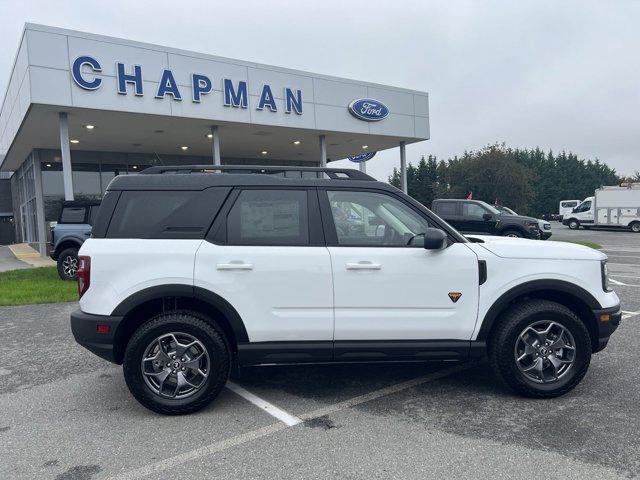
558,200 -> 581,220
562,184 -> 640,232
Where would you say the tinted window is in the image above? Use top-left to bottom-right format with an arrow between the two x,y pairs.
328,191 -> 430,247
561,201 -> 578,208
435,202 -> 457,216
60,207 -> 86,223
88,206 -> 100,226
108,191 -> 197,238
462,203 -> 488,219
227,190 -> 309,246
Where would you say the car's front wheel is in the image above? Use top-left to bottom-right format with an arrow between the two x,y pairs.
501,230 -> 523,238
123,311 -> 230,415
568,219 -> 580,230
57,248 -> 79,281
630,221 -> 640,233
489,299 -> 591,398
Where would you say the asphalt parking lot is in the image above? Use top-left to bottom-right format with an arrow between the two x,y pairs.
1,223 -> 639,480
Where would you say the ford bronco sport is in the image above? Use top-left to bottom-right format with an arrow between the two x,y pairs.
71,166 -> 620,415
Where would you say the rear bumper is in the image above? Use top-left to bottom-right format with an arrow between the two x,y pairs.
70,309 -> 123,363
592,304 -> 622,353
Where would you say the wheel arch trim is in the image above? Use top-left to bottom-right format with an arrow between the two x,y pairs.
475,279 -> 601,341
111,284 -> 249,343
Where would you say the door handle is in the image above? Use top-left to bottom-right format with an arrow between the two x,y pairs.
346,261 -> 382,270
216,261 -> 254,270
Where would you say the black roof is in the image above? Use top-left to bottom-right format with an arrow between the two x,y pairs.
107,165 -> 390,192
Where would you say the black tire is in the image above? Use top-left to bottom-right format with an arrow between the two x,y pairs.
501,229 -> 523,238
56,248 -> 79,280
488,299 -> 592,398
568,219 -> 580,230
630,221 -> 640,233
123,311 -> 230,415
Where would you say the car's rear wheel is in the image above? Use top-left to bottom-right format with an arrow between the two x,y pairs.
501,230 -> 523,238
568,219 -> 580,230
123,311 -> 230,415
57,248 -> 79,281
630,221 -> 640,233
488,299 -> 591,398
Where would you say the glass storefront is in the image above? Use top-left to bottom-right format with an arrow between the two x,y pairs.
11,154 -> 38,245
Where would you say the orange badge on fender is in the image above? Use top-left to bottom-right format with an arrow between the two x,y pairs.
448,292 -> 462,303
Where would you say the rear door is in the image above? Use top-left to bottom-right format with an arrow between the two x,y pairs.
194,188 -> 334,349
321,189 -> 480,348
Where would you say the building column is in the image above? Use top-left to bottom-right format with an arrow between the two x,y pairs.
210,125 -> 221,165
32,152 -> 47,256
359,161 -> 367,174
59,112 -> 74,201
319,135 -> 327,167
399,140 -> 407,193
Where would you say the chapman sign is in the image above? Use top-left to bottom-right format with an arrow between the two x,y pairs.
71,55 -> 304,114
348,98 -> 389,121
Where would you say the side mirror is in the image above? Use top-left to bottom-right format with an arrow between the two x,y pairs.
482,213 -> 493,221
423,228 -> 447,250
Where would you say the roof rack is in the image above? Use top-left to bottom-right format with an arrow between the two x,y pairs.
140,165 -> 375,181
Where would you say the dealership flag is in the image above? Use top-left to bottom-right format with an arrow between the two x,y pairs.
466,192 -> 473,199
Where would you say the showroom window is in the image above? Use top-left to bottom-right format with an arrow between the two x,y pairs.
227,190 -> 309,246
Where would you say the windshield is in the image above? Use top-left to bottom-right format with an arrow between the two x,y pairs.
495,205 -> 518,215
476,201 -> 501,215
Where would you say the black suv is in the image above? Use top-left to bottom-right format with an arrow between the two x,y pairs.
431,199 -> 540,239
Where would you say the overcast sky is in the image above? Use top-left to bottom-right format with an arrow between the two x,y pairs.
1,0 -> 638,180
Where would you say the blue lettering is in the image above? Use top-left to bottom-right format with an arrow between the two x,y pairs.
223,79 -> 248,108
191,74 -> 212,103
284,88 -> 302,114
155,69 -> 182,100
257,84 -> 277,112
71,56 -> 102,90
116,63 -> 143,96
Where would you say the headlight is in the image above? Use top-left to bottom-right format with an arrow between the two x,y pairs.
601,260 -> 612,292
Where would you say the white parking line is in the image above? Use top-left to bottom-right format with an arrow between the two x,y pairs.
109,363 -> 471,480
610,278 -> 640,287
225,381 -> 302,426
622,310 -> 640,320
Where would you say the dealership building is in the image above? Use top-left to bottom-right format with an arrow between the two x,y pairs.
0,24 -> 430,254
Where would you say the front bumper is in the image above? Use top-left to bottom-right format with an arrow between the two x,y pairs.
592,304 -> 622,353
71,309 -> 123,363
540,231 -> 552,240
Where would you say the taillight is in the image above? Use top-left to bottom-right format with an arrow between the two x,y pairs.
78,255 -> 91,298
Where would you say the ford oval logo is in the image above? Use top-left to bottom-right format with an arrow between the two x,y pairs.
348,98 -> 389,122
348,152 -> 376,163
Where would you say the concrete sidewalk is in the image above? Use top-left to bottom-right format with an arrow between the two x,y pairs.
1,244 -> 55,272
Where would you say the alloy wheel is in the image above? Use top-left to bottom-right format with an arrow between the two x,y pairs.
62,255 -> 78,277
141,332 -> 210,399
514,320 -> 576,384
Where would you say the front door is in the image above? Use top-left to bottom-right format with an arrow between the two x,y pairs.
461,202 -> 495,234
321,189 -> 480,347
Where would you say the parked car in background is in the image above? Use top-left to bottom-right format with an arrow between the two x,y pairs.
558,200 -> 582,221
50,201 -> 100,280
431,199 -> 541,239
562,184 -> 640,232
494,205 -> 552,240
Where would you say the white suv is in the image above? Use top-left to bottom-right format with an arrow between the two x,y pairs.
71,166 -> 621,415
